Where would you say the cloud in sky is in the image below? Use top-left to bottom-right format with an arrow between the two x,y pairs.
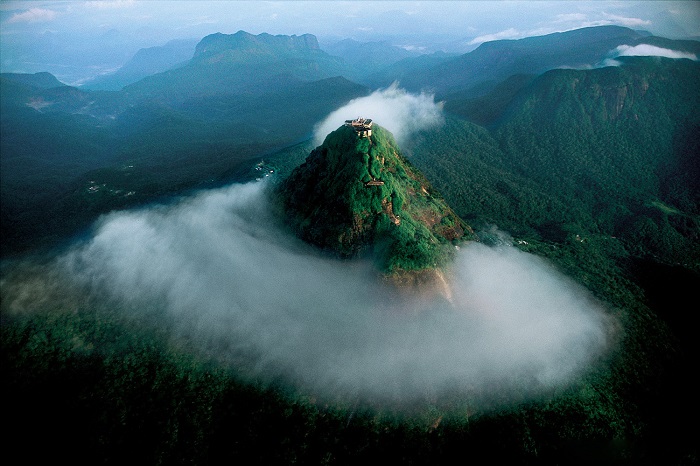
601,43 -> 698,66
467,10 -> 654,47
601,13 -> 652,28
614,44 -> 697,60
7,7 -> 57,23
83,0 -> 136,9
468,28 -> 521,46
0,2 -> 684,42
313,83 -> 444,147
554,13 -> 588,23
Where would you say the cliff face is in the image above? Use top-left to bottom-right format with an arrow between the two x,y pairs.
122,31 -> 349,101
193,31 -> 321,64
276,123 -> 474,275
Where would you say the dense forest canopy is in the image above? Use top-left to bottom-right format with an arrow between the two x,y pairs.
276,123 -> 473,274
1,24 -> 699,464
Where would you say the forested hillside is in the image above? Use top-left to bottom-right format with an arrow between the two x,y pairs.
0,69 -> 370,256
410,56 -> 700,268
277,123 -> 472,274
2,26 -> 699,465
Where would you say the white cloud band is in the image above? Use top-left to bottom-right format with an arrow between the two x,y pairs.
313,83 -> 444,147
41,181 -> 613,404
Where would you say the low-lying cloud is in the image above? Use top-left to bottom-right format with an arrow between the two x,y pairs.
313,82 -> 444,147
468,27 -> 521,46
614,44 -> 697,60
602,44 -> 698,66
7,7 -> 58,24
0,181 -> 615,406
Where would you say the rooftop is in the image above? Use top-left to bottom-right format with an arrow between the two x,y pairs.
344,117 -> 373,137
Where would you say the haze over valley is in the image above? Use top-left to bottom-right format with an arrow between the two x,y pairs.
1,2 -> 699,464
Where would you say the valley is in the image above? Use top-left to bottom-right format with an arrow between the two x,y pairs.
1,21 -> 699,465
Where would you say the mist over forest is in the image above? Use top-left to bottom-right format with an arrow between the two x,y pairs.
2,2 -> 699,464
4,180 -> 612,405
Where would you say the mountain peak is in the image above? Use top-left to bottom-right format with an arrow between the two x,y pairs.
0,72 -> 65,90
275,122 -> 473,276
193,30 -> 320,63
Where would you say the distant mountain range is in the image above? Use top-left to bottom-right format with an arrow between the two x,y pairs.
322,38 -> 424,78
1,25 -> 698,260
408,56 -> 700,262
1,24 -> 699,464
82,39 -> 199,91
120,31 -> 352,103
62,25 -> 700,100
379,25 -> 700,98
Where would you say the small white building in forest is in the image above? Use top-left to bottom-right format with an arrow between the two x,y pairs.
344,117 -> 373,138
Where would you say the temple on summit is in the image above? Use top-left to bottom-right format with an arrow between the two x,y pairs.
344,117 -> 373,138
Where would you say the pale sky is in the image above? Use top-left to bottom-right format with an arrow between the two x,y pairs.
1,1 -> 699,83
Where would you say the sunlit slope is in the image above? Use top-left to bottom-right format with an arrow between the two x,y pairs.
276,124 -> 474,273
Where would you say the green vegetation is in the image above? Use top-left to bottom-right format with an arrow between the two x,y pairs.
394,25 -> 653,97
276,124 -> 473,273
124,31 -> 352,102
399,57 -> 699,464
1,30 -> 699,465
0,303 -> 659,465
0,74 -> 368,257
409,57 -> 700,271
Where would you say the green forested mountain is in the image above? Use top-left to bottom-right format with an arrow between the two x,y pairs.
83,39 -> 199,91
321,38 -> 422,79
498,57 -> 699,263
0,71 -> 369,257
441,73 -> 538,126
383,26 -> 699,100
277,123 -> 472,274
360,51 -> 456,89
1,25 -> 699,465
401,59 -> 699,462
1,31 -> 370,259
0,71 -> 67,89
123,31 -> 353,103
405,56 -> 699,295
